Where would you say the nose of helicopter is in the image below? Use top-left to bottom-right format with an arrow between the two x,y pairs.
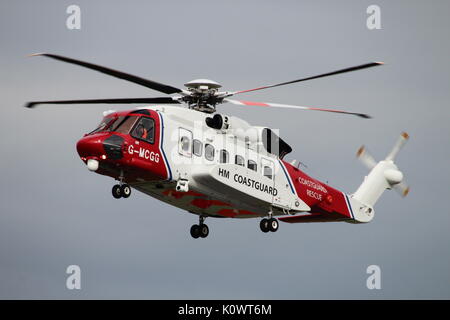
76,134 -> 125,170
76,136 -> 104,159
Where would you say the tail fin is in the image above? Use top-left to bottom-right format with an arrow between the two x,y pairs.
353,132 -> 410,208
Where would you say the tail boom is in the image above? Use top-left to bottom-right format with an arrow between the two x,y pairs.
279,132 -> 409,225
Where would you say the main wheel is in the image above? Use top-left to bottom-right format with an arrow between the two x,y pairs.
199,224 -> 209,238
260,219 -> 270,233
190,224 -> 200,239
120,184 -> 131,198
268,218 -> 279,232
112,184 -> 122,199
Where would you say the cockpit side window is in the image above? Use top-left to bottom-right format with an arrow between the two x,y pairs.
131,117 -> 155,144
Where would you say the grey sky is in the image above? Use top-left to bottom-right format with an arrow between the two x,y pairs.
0,0 -> 449,299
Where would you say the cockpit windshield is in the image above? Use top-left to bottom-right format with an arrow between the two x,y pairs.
89,117 -> 116,134
88,116 -> 138,135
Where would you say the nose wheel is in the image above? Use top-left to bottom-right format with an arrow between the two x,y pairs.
112,184 -> 131,199
190,216 -> 209,239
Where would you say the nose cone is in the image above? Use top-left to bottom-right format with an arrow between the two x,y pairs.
76,135 -> 105,159
77,134 -> 125,161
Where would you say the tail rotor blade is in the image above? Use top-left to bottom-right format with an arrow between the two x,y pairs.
385,132 -> 409,161
394,181 -> 410,197
356,145 -> 377,169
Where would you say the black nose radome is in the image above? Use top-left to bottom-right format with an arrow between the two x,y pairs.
103,135 -> 124,160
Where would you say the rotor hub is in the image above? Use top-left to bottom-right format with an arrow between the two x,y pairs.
182,79 -> 223,113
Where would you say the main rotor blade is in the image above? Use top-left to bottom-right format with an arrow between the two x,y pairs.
29,53 -> 183,95
230,62 -> 384,96
224,98 -> 371,119
25,97 -> 181,108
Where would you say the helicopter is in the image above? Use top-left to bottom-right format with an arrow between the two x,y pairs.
25,53 -> 409,239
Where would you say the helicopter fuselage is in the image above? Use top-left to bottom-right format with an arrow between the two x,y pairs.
76,105 -> 362,222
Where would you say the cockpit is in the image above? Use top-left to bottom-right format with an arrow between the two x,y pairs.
88,113 -> 155,144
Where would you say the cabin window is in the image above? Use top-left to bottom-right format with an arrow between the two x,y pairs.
131,117 -> 155,144
205,144 -> 215,161
219,150 -> 229,163
193,139 -> 202,157
235,155 -> 245,166
248,160 -> 257,171
178,128 -> 192,157
261,158 -> 274,180
263,166 -> 273,179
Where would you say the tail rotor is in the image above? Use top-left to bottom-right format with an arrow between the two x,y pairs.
353,132 -> 410,207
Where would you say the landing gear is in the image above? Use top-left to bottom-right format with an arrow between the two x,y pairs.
190,216 -> 209,239
112,170 -> 131,199
111,183 -> 131,199
260,210 -> 279,233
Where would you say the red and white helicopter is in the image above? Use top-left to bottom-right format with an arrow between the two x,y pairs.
26,53 -> 409,239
